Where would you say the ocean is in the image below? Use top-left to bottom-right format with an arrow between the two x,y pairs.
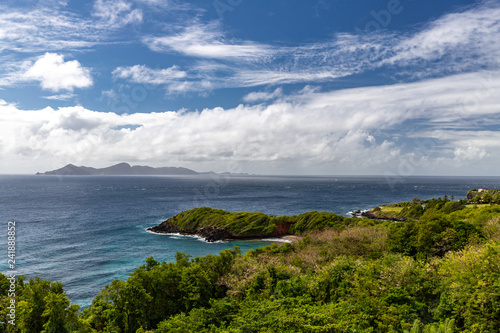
1,174 -> 500,307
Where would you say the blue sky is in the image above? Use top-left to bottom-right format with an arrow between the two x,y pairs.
1,0 -> 500,175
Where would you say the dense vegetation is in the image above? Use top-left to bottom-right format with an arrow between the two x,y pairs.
466,189 -> 500,204
2,195 -> 500,332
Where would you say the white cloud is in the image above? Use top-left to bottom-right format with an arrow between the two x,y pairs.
454,145 -> 488,161
132,0 -> 171,9
0,5 -> 106,90
143,22 -> 273,61
2,69 -> 500,175
43,93 -> 76,101
0,7 -> 99,53
92,0 -> 143,27
22,53 -> 93,92
231,70 -> 342,88
142,27 -> 369,93
243,88 -> 283,103
386,1 -> 500,70
0,101 -> 395,174
133,0 -> 193,11
134,0 -> 164,5
112,65 -> 187,84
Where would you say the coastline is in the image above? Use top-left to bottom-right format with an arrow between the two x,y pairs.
274,235 -> 303,243
243,234 -> 303,244
146,227 -> 303,244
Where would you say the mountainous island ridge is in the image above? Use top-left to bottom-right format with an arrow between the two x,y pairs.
37,162 -> 200,176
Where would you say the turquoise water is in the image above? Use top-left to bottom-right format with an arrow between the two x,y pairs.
1,174 -> 500,307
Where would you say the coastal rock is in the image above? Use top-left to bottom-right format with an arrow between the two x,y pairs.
197,227 -> 233,242
272,221 -> 292,236
359,210 -> 406,222
350,210 -> 364,218
147,220 -> 234,242
148,221 -> 181,234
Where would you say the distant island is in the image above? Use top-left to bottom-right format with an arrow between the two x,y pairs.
37,162 -> 199,176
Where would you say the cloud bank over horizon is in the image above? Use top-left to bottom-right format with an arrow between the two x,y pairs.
0,0 -> 499,175
2,68 -> 499,175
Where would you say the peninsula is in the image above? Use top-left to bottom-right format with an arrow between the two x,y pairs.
148,207 -> 356,242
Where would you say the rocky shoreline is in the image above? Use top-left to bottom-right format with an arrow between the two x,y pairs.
350,209 -> 406,222
147,221 -> 235,242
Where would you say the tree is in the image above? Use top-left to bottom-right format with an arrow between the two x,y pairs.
493,193 -> 500,204
439,243 -> 500,331
17,277 -> 55,332
470,195 -> 481,204
42,293 -> 70,333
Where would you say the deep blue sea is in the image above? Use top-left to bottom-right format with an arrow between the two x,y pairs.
1,174 -> 500,308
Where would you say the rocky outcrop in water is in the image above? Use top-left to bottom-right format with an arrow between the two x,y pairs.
350,209 -> 406,222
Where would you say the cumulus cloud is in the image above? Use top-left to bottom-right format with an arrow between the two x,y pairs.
0,100 -> 395,174
2,68 -> 500,175
454,145 -> 488,161
22,53 -> 93,92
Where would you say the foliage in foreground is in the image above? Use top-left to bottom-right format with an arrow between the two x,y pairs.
0,275 -> 90,333
1,201 -> 500,332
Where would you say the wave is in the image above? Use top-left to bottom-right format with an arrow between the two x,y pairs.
347,209 -> 369,217
259,237 -> 292,243
144,229 -> 227,243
